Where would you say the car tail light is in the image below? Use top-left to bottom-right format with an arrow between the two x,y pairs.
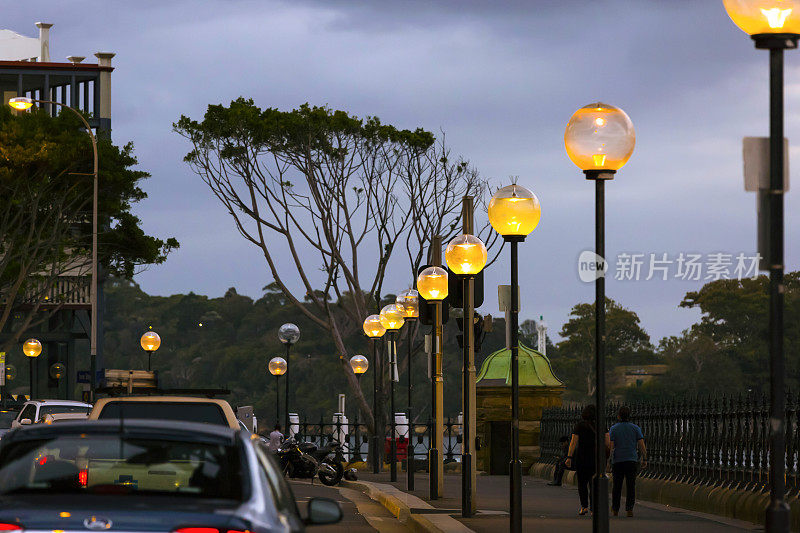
174,529 -> 219,533
78,469 -> 88,487
0,524 -> 22,531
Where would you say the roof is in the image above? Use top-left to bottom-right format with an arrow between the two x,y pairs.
476,343 -> 564,388
0,30 -> 39,61
89,396 -> 239,429
25,399 -> 92,407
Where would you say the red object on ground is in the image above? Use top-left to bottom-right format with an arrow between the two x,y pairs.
384,436 -> 408,460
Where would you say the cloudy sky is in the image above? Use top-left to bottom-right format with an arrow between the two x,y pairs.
8,1 -> 800,344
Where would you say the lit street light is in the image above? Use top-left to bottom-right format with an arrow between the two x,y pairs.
380,303 -> 405,482
278,323 -> 300,436
350,354 -> 369,462
396,288 -> 419,490
723,2 -> 800,530
269,356 -> 287,428
10,96 -> 100,401
416,264 -> 448,499
140,331 -> 161,371
488,183 -> 541,533
22,338 -> 42,399
363,314 -> 386,473
565,102 -> 635,533
445,232 -> 487,517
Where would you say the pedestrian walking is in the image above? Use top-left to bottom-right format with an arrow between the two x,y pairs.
268,423 -> 284,452
565,405 -> 610,515
609,405 -> 647,517
547,436 -> 570,486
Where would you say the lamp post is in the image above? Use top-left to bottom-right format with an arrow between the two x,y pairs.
445,233 -> 487,518
10,97 -> 100,401
723,3 -> 800,530
3,365 -> 15,408
140,331 -> 161,371
380,303 -> 405,482
396,289 -> 419,490
278,323 -> 300,437
488,183 -> 542,533
417,263 -> 448,499
22,338 -> 42,399
565,102 -> 635,533
350,354 -> 369,462
269,356 -> 287,427
363,315 -> 386,473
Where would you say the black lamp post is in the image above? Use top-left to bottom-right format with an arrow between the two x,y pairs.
565,102 -> 635,533
723,3 -> 800,530
487,183 -> 542,533
350,355 -> 369,462
269,356 -> 287,427
23,339 -> 42,399
396,289 -> 419,491
278,323 -> 300,436
380,303 -> 405,482
363,315 -> 386,473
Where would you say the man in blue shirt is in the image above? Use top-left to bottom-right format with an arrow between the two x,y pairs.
608,405 -> 646,517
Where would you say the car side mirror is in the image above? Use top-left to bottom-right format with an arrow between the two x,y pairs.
19,419 -> 31,426
305,497 -> 342,526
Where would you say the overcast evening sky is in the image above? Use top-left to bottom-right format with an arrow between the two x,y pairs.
8,1 -> 800,344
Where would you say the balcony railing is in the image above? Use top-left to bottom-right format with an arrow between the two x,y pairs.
13,275 -> 90,307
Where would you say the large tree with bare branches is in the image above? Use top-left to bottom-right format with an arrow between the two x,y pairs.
175,99 -> 498,430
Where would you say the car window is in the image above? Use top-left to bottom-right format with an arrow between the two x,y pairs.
254,442 -> 298,516
39,406 -> 90,418
0,412 -> 18,428
0,434 -> 244,501
97,402 -> 228,426
18,405 -> 35,422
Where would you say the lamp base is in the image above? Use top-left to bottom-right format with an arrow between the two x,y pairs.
753,33 -> 800,50
502,235 -> 526,243
584,169 -> 616,180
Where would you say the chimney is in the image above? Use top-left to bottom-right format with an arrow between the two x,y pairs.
94,52 -> 115,123
66,56 -> 85,65
35,22 -> 53,62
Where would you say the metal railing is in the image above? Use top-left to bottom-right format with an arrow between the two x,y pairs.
13,275 -> 90,305
539,394 -> 800,491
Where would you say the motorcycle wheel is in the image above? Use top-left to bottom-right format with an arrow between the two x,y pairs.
318,460 -> 344,486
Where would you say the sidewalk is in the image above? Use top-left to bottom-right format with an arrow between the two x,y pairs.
353,472 -> 761,532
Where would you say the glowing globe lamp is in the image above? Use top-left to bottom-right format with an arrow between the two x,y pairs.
724,0 -> 800,35
140,331 -> 161,352
396,289 -> 419,319
350,355 -> 369,375
564,103 -> 635,172
22,339 -> 42,358
417,266 -> 449,301
363,315 -> 386,338
8,97 -> 33,111
380,304 -> 405,331
268,356 -> 287,376
488,184 -> 541,237
445,234 -> 488,275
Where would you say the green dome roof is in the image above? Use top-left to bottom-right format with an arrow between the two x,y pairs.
476,343 -> 563,388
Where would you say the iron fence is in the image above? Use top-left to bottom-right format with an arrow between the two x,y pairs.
292,415 -> 463,468
539,394 -> 800,491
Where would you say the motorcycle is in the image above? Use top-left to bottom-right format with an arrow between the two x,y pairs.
276,438 -> 344,486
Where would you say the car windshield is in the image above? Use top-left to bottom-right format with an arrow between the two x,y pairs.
97,402 -> 228,426
40,406 -> 90,418
0,434 -> 244,500
0,411 -> 19,428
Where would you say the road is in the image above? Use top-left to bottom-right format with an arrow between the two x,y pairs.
288,479 -> 408,532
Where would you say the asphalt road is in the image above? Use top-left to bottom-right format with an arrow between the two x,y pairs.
288,479 -> 408,532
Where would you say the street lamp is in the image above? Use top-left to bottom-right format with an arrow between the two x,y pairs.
723,3 -> 799,530
350,354 -> 369,462
488,183 -> 541,533
565,102 -> 634,533
22,338 -> 42,399
396,289 -> 419,490
140,331 -> 161,371
278,323 -> 300,437
416,265 -> 448,499
9,96 -> 100,401
269,356 -> 287,429
445,233 -> 487,517
363,314 -> 386,473
380,304 -> 405,482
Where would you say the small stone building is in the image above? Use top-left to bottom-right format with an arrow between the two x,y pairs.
476,343 -> 564,474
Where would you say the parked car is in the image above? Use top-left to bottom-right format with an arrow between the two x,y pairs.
89,396 -> 240,429
0,419 -> 343,531
12,400 -> 91,428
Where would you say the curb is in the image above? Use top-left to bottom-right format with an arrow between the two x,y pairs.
341,479 -> 474,533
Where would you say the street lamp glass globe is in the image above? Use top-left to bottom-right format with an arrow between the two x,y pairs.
140,331 -> 161,352
350,355 -> 369,375
268,356 -> 287,376
278,323 -> 300,345
564,102 -> 635,171
22,339 -> 42,358
8,97 -> 33,111
724,0 -> 800,34
49,363 -> 65,380
363,315 -> 387,338
417,266 -> 449,301
396,289 -> 419,319
379,304 -> 405,331
445,234 -> 488,275
488,184 -> 541,237
5,365 -> 16,382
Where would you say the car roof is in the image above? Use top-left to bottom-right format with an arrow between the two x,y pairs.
2,419 -> 241,446
25,400 -> 92,407
93,396 -> 230,404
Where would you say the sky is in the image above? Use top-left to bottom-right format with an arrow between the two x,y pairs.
7,0 -> 800,344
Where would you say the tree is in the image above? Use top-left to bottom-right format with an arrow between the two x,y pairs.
174,99 -> 497,431
556,298 -> 653,398
0,105 -> 178,352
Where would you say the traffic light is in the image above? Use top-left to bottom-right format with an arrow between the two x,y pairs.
447,268 -> 484,309
418,265 -> 449,326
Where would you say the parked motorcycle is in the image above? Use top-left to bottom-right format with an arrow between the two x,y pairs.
276,438 -> 344,486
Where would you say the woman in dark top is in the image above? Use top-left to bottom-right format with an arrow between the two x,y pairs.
565,405 -> 611,515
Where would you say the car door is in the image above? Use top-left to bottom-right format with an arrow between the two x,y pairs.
253,441 -> 303,529
15,404 -> 36,425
